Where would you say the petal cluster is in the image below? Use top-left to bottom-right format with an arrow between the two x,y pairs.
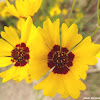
6,0 -> 42,18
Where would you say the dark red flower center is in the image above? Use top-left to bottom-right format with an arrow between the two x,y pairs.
48,45 -> 75,74
11,43 -> 30,67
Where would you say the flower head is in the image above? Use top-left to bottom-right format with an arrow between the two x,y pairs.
6,0 -> 42,18
0,17 -> 37,83
29,19 -> 100,99
62,8 -> 68,15
50,5 -> 61,17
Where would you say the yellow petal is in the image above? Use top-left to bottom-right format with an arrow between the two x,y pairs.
0,66 -> 18,83
34,72 -> 68,97
63,73 -> 86,99
21,16 -> 33,43
61,23 -> 83,50
28,29 -> 50,80
73,36 -> 100,65
0,39 -> 13,56
97,51 -> 100,58
6,0 -> 19,17
0,57 -> 12,67
26,24 -> 37,47
29,60 -> 50,80
1,26 -> 20,46
38,19 -> 60,49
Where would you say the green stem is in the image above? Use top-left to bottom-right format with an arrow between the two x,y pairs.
67,0 -> 76,25
91,27 -> 100,38
86,0 -> 93,13
97,0 -> 100,25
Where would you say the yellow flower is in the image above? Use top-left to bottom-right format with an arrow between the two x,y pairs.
0,17 -> 37,83
76,13 -> 84,19
64,18 -> 74,26
28,19 -> 100,99
97,51 -> 100,58
6,0 -> 42,18
62,8 -> 68,15
39,15 -> 44,21
50,5 -> 61,17
75,8 -> 80,12
45,16 -> 50,20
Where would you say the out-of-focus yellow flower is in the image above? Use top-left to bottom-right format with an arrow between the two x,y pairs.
39,15 -> 44,21
97,51 -> 100,58
56,0 -> 64,3
75,8 -> 80,12
46,16 -> 50,20
6,0 -> 42,18
64,18 -> 74,26
50,5 -> 61,17
76,13 -> 84,19
62,8 -> 68,15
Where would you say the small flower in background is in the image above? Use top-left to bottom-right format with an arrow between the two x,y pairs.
28,19 -> 100,99
64,18 -> 74,26
6,0 -> 42,18
0,17 -> 36,83
49,4 -> 61,17
45,16 -> 50,20
74,8 -> 80,12
62,8 -> 68,15
76,12 -> 84,19
39,15 -> 44,21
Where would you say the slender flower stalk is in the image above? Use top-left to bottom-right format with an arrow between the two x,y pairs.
91,0 -> 100,38
67,0 -> 76,25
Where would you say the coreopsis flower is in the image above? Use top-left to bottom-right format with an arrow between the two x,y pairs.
6,0 -> 42,18
64,18 -> 74,26
29,19 -> 100,99
39,15 -> 44,21
0,17 -> 37,83
62,8 -> 68,15
50,5 -> 61,17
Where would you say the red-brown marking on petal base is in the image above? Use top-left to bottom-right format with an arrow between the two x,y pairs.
47,45 -> 75,74
11,43 -> 30,67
